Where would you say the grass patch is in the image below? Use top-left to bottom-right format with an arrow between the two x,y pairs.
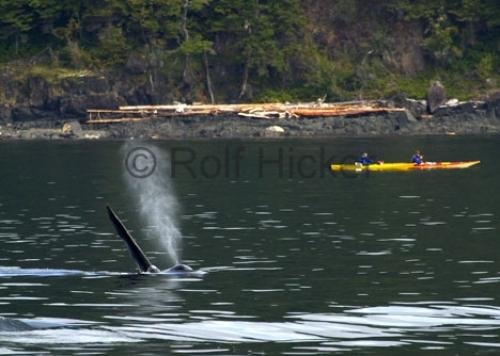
388,76 -> 430,99
27,66 -> 93,84
361,69 -> 496,101
6,63 -> 94,84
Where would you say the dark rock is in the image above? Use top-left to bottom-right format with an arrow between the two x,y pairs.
60,76 -> 110,95
44,95 -> 61,112
60,93 -> 125,117
426,81 -> 446,114
11,107 -> 35,122
0,106 -> 13,123
83,76 -> 110,93
114,80 -> 152,105
384,94 -> 426,119
433,101 -> 485,118
30,108 -> 54,119
59,77 -> 85,95
485,99 -> 500,119
403,110 -> 417,122
403,99 -> 426,118
381,22 -> 425,76
59,97 -> 85,117
27,76 -> 49,108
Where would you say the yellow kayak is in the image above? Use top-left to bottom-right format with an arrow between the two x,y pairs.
330,161 -> 480,172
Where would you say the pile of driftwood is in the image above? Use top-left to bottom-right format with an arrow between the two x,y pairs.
87,101 -> 405,124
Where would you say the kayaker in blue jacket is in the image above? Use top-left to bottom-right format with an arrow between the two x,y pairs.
411,150 -> 424,164
356,152 -> 374,166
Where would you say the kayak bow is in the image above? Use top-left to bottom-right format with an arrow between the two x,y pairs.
330,160 -> 480,172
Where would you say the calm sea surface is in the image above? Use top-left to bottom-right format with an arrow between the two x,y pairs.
0,136 -> 499,355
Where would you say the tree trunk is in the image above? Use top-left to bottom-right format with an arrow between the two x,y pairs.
181,0 -> 191,85
203,52 -> 215,104
15,32 -> 19,56
76,12 -> 83,41
238,55 -> 250,99
147,46 -> 162,103
181,0 -> 190,42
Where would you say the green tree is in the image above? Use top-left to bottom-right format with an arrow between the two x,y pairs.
208,0 -> 304,99
0,0 -> 34,55
178,0 -> 213,100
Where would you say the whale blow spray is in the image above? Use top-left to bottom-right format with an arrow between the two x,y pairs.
122,143 -> 182,264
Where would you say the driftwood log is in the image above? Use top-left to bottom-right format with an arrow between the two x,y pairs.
87,101 -> 405,124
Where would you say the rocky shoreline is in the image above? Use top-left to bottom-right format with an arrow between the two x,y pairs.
1,98 -> 500,140
1,66 -> 500,140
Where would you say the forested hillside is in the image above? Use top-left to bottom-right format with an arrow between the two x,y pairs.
0,0 -> 499,103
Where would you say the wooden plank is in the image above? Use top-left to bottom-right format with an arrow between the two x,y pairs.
87,118 -> 150,124
87,109 -> 148,114
238,112 -> 273,119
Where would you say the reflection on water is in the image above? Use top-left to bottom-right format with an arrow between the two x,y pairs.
0,137 -> 499,354
2,304 -> 500,353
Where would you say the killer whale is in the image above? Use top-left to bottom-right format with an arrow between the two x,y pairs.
106,206 -> 193,274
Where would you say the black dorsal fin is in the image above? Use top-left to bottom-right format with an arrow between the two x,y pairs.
106,206 -> 158,273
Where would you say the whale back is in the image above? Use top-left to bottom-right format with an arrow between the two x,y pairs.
166,264 -> 193,273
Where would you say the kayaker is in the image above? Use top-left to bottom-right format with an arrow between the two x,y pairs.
356,152 -> 374,166
411,150 -> 424,165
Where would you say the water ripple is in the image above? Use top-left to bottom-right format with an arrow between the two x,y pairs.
2,303 -> 497,352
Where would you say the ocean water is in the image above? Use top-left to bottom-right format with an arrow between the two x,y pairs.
0,136 -> 499,355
